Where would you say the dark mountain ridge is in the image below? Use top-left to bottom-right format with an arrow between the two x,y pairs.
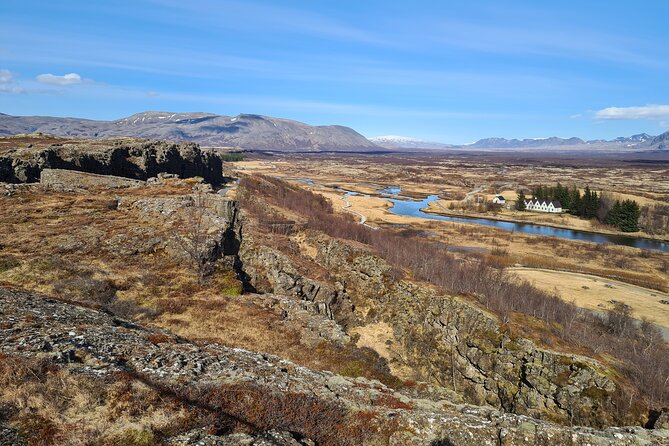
0,111 -> 380,152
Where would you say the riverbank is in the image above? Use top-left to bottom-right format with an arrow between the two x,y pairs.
423,200 -> 669,245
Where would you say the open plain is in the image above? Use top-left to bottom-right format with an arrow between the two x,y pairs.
231,151 -> 669,329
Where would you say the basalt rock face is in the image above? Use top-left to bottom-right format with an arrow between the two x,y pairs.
0,139 -> 224,185
238,229 -> 627,428
238,235 -> 355,325
2,288 -> 667,446
314,236 -> 625,427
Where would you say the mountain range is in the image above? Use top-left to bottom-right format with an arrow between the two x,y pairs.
1,111 -> 667,152
0,111 -> 378,152
372,132 -> 669,151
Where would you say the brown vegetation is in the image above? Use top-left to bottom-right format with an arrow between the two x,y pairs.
239,175 -> 669,409
0,353 -> 222,446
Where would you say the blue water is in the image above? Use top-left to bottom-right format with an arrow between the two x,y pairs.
388,194 -> 669,253
288,177 -> 669,253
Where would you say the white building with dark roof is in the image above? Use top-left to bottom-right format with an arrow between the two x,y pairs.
492,195 -> 506,205
524,198 -> 562,213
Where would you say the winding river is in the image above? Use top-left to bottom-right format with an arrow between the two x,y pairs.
288,177 -> 669,253
387,194 -> 669,253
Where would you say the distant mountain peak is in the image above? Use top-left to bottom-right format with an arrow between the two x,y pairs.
370,135 -> 424,143
0,111 -> 380,152
613,133 -> 653,144
650,131 -> 669,151
369,135 -> 457,150
467,136 -> 585,149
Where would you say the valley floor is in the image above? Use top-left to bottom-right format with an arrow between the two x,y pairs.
232,154 -> 669,333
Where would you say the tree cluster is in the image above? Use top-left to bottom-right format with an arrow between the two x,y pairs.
524,183 -> 642,232
606,199 -> 641,232
531,183 -> 600,218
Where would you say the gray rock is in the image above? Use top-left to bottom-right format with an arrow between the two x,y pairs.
2,288 -> 666,446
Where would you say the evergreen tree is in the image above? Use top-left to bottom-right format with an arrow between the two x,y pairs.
555,182 -> 570,208
516,191 -> 526,211
607,200 -> 623,228
582,186 -> 599,218
619,199 -> 640,232
606,199 -> 640,232
569,187 -> 582,216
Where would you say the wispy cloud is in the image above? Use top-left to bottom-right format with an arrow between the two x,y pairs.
595,105 -> 669,120
0,68 -> 24,93
0,69 -> 11,84
144,0 -> 395,47
36,72 -> 84,85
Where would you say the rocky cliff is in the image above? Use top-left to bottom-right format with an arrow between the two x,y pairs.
238,229 -> 634,428
1,172 -> 666,444
0,138 -> 224,184
2,288 -> 666,446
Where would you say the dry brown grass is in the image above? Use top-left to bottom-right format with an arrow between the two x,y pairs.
1,183 -> 402,393
509,268 -> 669,330
0,183 -> 243,316
0,354 -> 215,446
239,175 -> 669,410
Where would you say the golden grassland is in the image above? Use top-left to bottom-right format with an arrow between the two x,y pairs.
231,155 -> 669,323
510,267 -> 669,330
0,353 -> 207,446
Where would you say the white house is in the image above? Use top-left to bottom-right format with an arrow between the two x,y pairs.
492,195 -> 506,205
524,198 -> 562,213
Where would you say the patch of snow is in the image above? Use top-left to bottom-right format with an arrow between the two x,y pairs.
370,135 -> 423,143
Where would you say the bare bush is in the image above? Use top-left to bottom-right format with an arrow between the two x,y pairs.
605,302 -> 635,338
661,260 -> 669,274
239,175 -> 669,409
173,192 -> 214,283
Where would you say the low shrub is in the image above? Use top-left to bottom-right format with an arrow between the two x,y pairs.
0,255 -> 20,273
239,175 -> 669,410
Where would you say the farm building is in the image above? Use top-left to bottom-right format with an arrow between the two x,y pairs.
492,195 -> 506,205
524,198 -> 562,213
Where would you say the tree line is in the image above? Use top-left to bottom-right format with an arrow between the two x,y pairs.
516,183 -> 640,232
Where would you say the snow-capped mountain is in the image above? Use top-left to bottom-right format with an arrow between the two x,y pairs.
612,133 -> 653,144
369,135 -> 456,149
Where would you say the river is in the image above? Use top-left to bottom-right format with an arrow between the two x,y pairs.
288,177 -> 669,253
387,194 -> 669,253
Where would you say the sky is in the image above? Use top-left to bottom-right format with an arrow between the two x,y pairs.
1,0 -> 668,144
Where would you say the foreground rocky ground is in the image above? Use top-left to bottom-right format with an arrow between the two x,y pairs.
2,288 -> 667,445
0,148 -> 667,444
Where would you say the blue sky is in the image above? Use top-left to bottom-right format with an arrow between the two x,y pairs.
1,0 -> 668,143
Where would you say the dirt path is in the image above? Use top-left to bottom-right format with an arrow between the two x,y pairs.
464,185 -> 486,201
340,192 -> 376,228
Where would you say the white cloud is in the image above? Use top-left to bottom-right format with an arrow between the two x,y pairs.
0,69 -> 12,83
36,72 -> 83,85
595,104 -> 669,120
0,68 -> 23,93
